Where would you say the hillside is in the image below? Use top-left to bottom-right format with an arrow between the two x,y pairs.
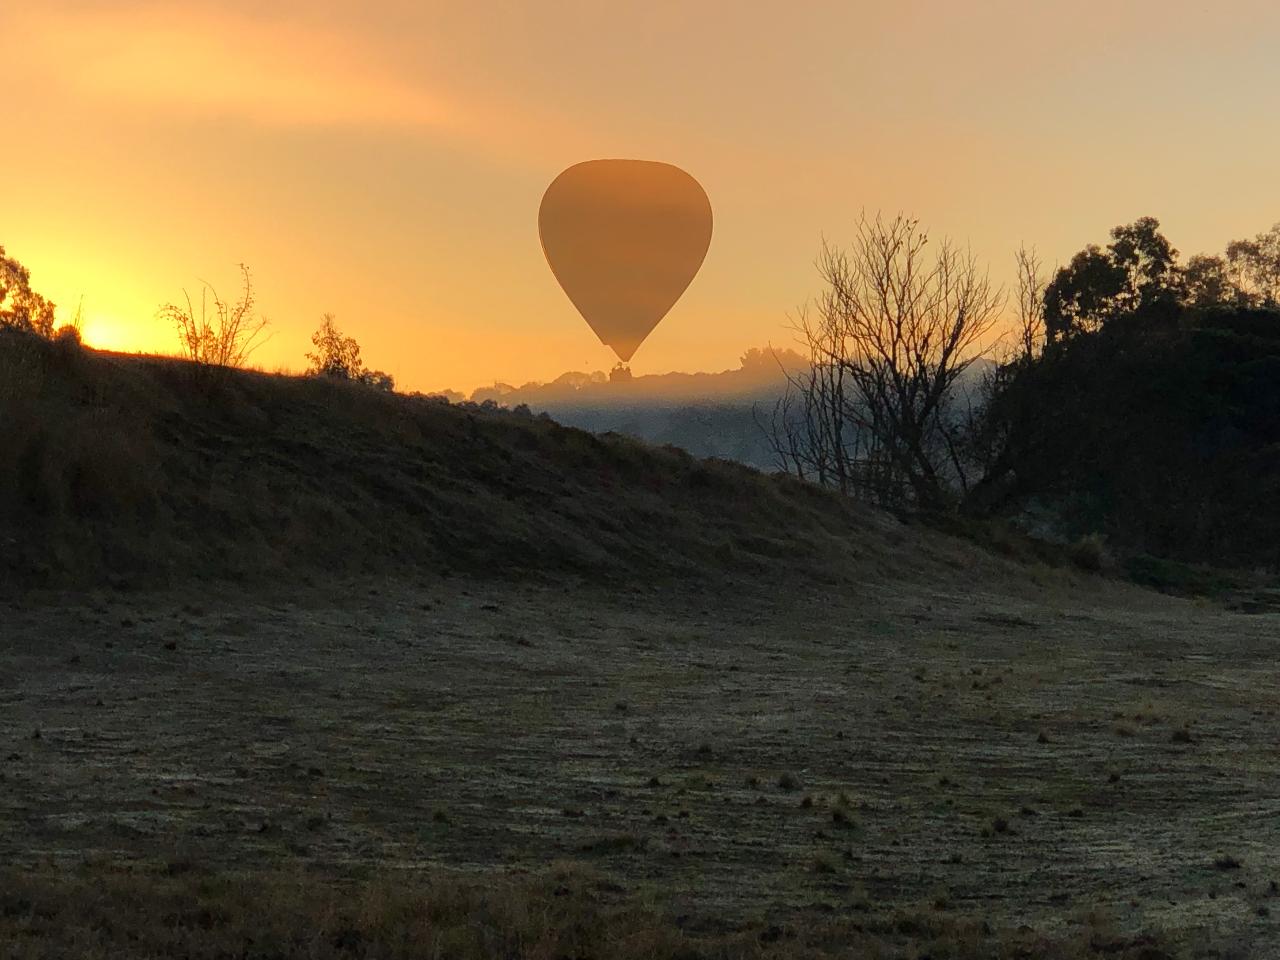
8,331 -> 1280,957
0,333 -> 974,589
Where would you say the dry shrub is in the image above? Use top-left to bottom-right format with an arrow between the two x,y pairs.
159,264 -> 269,389
53,322 -> 82,349
1070,532 -> 1111,572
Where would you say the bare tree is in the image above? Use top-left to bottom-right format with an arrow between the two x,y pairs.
160,264 -> 270,371
1013,245 -> 1046,361
756,335 -> 865,491
765,214 -> 1003,512
956,246 -> 1051,510
757,377 -> 813,480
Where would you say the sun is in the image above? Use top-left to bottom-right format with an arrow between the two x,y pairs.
79,314 -> 143,354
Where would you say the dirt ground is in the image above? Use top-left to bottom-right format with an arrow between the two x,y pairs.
2,569 -> 1278,955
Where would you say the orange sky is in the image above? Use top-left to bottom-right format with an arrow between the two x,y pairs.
4,1 -> 1279,394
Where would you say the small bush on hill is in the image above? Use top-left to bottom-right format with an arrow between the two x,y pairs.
306,313 -> 394,391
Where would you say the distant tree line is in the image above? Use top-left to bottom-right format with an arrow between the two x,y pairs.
766,215 -> 1280,566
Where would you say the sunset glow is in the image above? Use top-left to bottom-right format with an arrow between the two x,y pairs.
5,1 -> 1279,393
77,315 -> 136,354
6,6 -> 1280,952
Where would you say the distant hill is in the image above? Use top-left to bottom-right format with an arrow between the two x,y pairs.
464,347 -> 808,469
469,347 -> 808,408
0,333 -> 994,589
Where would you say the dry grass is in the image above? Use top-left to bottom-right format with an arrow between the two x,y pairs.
0,862 -> 1180,960
0,332 -> 1028,592
2,334 -> 1271,957
4,580 -> 1275,954
0,331 -> 45,402
0,334 -> 161,582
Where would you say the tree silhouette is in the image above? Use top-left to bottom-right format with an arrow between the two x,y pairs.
0,245 -> 56,338
1044,217 -> 1179,341
767,213 -> 1002,511
970,214 -> 1280,565
1182,254 -> 1235,309
1225,223 -> 1280,306
305,314 -> 394,391
1108,217 -> 1180,303
306,313 -> 363,379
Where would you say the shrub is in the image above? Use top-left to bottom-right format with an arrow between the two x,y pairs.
1069,533 -> 1109,572
159,264 -> 269,372
305,313 -> 394,392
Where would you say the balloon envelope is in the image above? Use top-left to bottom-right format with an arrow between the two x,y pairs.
539,159 -> 712,362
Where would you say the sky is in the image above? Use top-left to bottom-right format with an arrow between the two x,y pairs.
3,0 -> 1279,394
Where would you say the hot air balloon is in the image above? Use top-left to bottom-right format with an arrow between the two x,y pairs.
538,159 -> 712,364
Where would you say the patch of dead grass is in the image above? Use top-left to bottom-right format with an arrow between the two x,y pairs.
0,862 -> 1182,960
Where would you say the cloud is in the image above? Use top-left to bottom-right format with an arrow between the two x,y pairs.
9,5 -> 454,130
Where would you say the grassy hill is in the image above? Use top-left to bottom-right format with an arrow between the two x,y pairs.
0,332 -> 975,589
9,331 -> 1280,957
